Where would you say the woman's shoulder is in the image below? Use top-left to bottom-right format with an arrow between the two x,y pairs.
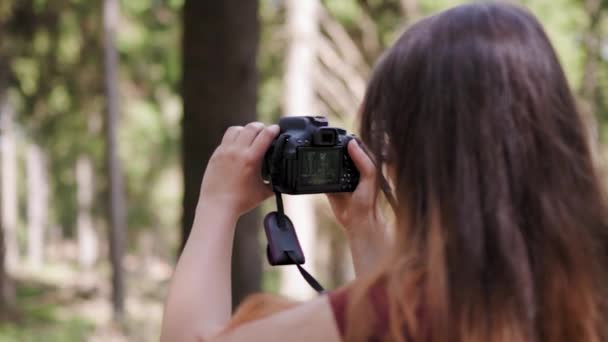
327,279 -> 391,339
215,278 -> 395,341
212,293 -> 342,341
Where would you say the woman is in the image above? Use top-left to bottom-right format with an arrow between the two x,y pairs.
161,2 -> 608,341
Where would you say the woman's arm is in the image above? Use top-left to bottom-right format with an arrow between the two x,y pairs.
161,123 -> 280,341
161,201 -> 238,340
327,140 -> 389,277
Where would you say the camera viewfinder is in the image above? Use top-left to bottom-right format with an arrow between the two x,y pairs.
314,127 -> 337,146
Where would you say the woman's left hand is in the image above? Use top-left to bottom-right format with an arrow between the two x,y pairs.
197,122 -> 281,216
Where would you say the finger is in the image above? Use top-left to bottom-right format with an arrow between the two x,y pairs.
250,124 -> 281,156
236,122 -> 265,146
221,126 -> 243,144
348,139 -> 376,179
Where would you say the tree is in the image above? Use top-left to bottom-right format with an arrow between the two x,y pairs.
0,103 -> 18,271
280,0 -> 323,300
6,1 -> 107,272
182,0 -> 262,308
400,0 -> 420,19
76,154 -> 98,270
580,0 -> 607,147
103,0 -> 126,321
0,2 -> 20,276
0,4 -> 16,315
26,143 -> 48,269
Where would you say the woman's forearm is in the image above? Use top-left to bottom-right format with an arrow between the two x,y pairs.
161,123 -> 279,341
346,217 -> 388,278
161,200 -> 238,341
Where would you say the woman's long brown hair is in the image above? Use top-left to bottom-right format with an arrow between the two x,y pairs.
354,2 -> 608,341
228,2 -> 608,341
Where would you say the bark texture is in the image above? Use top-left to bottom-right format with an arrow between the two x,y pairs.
103,0 -> 126,320
182,0 -> 262,308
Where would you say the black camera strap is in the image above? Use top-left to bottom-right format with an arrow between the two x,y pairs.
276,192 -> 325,293
290,252 -> 325,293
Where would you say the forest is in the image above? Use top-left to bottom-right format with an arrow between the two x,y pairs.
0,0 -> 606,340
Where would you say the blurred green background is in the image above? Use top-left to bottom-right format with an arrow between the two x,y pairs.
0,0 -> 606,340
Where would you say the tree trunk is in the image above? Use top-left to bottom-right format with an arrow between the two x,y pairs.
26,143 -> 48,270
76,154 -> 98,270
0,48 -> 15,318
182,0 -> 261,309
0,197 -> 10,319
580,0 -> 604,150
281,0 -> 321,300
0,102 -> 18,271
400,0 -> 420,21
103,0 -> 126,321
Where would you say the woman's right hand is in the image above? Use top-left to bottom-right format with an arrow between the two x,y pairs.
327,139 -> 388,276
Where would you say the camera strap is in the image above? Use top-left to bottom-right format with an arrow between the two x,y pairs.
290,252 -> 325,293
266,191 -> 325,294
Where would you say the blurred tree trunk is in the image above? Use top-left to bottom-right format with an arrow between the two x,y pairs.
26,143 -> 48,270
76,154 -> 98,270
0,103 -> 18,271
580,0 -> 604,148
103,0 -> 126,321
0,44 -> 16,318
399,0 -> 420,21
281,0 -> 321,300
182,0 -> 262,308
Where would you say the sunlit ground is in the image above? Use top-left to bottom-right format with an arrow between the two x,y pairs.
0,243 -> 172,342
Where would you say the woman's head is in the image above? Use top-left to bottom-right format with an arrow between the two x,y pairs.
356,2 -> 608,341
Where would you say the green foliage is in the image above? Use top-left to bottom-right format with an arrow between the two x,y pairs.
325,0 -> 361,25
116,0 -> 182,242
6,0 -> 183,243
6,0 -> 601,252
522,0 -> 587,88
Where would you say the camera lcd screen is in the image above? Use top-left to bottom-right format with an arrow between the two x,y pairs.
299,149 -> 341,186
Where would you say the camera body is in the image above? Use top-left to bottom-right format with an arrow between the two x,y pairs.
262,116 -> 359,194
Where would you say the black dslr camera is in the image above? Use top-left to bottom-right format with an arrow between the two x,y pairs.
262,116 -> 360,194
262,116 -> 359,291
